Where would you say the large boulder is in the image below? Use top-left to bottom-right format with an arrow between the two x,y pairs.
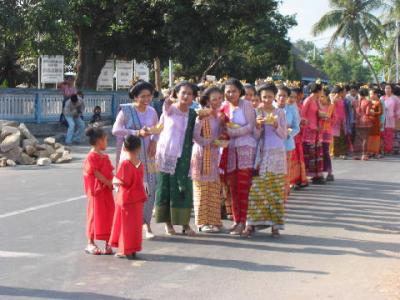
6,159 -> 16,167
37,157 -> 51,166
54,143 -> 63,150
1,147 -> 22,161
22,138 -> 38,148
50,152 -> 62,163
56,151 -> 72,163
0,126 -> 19,139
55,146 -> 66,154
23,145 -> 36,156
18,123 -> 38,142
44,137 -> 56,146
18,152 -> 36,165
0,157 -> 7,167
44,144 -> 55,155
0,131 -> 21,152
35,144 -> 47,151
38,150 -> 50,158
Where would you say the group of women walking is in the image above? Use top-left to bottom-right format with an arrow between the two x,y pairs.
84,77 -> 400,257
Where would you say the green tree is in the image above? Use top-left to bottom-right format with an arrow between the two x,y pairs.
322,47 -> 371,83
312,0 -> 383,84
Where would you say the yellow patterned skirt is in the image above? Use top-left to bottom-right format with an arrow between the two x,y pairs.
247,172 -> 285,229
193,180 -> 222,226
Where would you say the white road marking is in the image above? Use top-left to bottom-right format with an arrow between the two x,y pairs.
0,195 -> 86,219
0,250 -> 43,258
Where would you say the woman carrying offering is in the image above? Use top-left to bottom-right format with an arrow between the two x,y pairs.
301,81 -> 324,184
245,83 -> 287,237
220,78 -> 257,235
191,87 -> 225,233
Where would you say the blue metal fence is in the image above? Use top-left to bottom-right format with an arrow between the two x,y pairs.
0,89 -> 131,123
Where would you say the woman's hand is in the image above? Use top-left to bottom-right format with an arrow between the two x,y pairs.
147,140 -> 157,158
139,128 -> 151,137
256,116 -> 264,129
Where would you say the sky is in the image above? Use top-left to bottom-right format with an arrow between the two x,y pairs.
279,0 -> 334,47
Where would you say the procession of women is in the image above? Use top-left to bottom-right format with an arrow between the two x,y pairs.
82,77 -> 400,259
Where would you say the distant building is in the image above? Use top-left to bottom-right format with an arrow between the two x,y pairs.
291,47 -> 329,84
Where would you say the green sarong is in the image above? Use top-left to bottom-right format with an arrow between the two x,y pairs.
155,109 -> 196,225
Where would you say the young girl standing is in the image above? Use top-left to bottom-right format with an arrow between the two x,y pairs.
83,128 -> 115,255
191,87 -> 224,233
368,88 -> 383,158
109,135 -> 147,259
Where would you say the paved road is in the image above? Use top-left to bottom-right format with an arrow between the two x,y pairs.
0,145 -> 399,300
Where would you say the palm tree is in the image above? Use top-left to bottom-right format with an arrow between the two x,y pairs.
381,0 -> 400,81
312,0 -> 384,84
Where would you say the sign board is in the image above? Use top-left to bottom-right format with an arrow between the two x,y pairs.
40,55 -> 64,84
134,61 -> 150,82
206,75 -> 216,82
116,60 -> 134,89
97,60 -> 114,89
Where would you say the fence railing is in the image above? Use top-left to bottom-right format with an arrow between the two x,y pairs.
0,89 -> 131,123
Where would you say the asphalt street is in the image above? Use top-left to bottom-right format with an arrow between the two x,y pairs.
0,145 -> 399,300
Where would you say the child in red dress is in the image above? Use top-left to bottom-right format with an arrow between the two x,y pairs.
109,135 -> 148,259
83,127 -> 115,255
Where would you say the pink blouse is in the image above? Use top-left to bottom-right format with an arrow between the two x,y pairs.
301,96 -> 319,130
382,95 -> 400,128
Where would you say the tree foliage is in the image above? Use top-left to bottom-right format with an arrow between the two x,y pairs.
0,0 -> 295,89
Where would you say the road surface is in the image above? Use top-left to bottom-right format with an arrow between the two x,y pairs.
0,145 -> 399,300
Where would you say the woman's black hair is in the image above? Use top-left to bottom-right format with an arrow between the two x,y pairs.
370,87 -> 380,95
222,78 -> 245,97
93,105 -> 101,112
244,83 -> 256,94
331,85 -> 344,94
349,84 -> 359,91
277,85 -> 291,97
257,83 -> 278,96
199,86 -> 223,107
359,88 -> 369,97
393,85 -> 400,96
129,81 -> 154,99
323,87 -> 331,97
308,81 -> 323,93
123,135 -> 141,152
70,94 -> 78,102
86,127 -> 106,146
173,81 -> 199,98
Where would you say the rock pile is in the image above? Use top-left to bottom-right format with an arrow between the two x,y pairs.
0,120 -> 72,167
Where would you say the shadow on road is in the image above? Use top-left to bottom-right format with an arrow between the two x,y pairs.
139,253 -> 328,275
0,285 -> 140,300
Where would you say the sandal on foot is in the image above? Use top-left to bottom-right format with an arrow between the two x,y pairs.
145,231 -> 156,240
229,223 -> 239,232
241,226 -> 254,238
85,244 -> 101,255
165,225 -> 176,236
271,229 -> 280,238
102,245 -> 114,255
182,226 -> 196,237
201,225 -> 213,233
230,223 -> 245,236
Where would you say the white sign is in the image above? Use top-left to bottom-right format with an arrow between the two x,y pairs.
40,55 -> 64,83
97,60 -> 114,89
116,60 -> 134,89
134,61 -> 150,82
206,75 -> 216,82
